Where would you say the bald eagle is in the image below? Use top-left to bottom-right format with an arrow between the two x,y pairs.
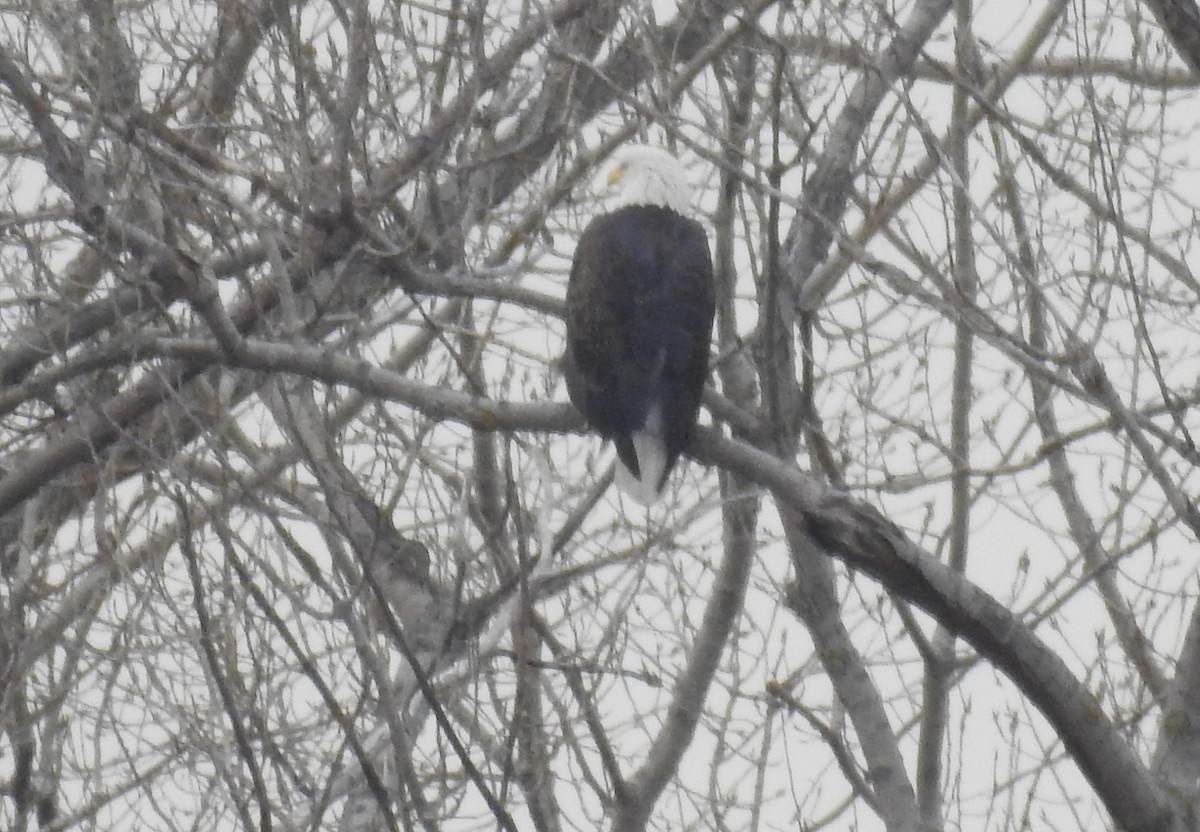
564,146 -> 716,505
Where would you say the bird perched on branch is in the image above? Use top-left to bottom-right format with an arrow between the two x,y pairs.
564,146 -> 716,505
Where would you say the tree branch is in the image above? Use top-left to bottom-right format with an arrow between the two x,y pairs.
785,0 -> 952,299
691,428 -> 1181,832
1142,0 -> 1200,75
782,523 -> 920,832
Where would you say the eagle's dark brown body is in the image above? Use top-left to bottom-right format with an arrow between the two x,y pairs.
564,203 -> 715,502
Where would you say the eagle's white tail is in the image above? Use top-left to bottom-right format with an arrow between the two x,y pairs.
614,404 -> 668,506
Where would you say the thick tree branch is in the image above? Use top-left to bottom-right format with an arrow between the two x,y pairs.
1154,607 -> 1200,818
783,524 -> 920,832
691,429 -> 1181,832
1142,0 -> 1200,75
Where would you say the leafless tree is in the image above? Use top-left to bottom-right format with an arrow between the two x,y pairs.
1,0 -> 1199,830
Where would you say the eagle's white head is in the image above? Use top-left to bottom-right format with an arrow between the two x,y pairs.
605,145 -> 694,216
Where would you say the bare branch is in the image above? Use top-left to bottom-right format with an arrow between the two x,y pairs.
783,524 -> 920,832
786,0 -> 952,297
613,477 -> 757,831
1142,0 -> 1200,75
694,429 -> 1181,832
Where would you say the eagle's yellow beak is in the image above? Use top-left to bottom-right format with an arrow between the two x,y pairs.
606,161 -> 628,186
